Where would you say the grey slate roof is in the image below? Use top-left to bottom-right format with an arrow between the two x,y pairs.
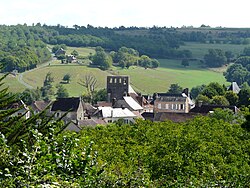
228,82 -> 241,94
51,97 -> 81,112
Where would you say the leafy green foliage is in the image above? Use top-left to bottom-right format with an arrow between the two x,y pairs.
224,64 -> 249,86
0,25 -> 50,72
56,84 -> 69,98
90,46 -> 112,70
167,83 -> 183,94
204,49 -> 227,67
62,73 -> 71,83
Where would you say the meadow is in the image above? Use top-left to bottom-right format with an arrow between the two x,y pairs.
65,46 -> 95,57
180,42 -> 250,59
110,59 -> 227,94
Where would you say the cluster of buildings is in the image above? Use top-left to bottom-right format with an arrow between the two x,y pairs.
5,75 -> 240,132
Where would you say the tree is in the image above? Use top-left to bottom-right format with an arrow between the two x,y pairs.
43,72 -> 54,86
91,88 -> 107,104
207,82 -> 225,96
139,55 -> 151,69
41,72 -> 54,100
201,87 -> 218,99
224,91 -> 239,106
78,74 -> 97,103
151,59 -> 160,68
235,56 -> 250,67
62,73 -> 71,83
224,64 -> 248,86
71,49 -> 79,57
90,46 -> 112,70
190,85 -> 206,99
243,47 -> 250,56
167,83 -> 183,94
204,49 -> 227,67
195,94 -> 211,105
225,50 -> 234,62
18,88 -> 41,105
56,84 -> 69,98
211,95 -> 230,106
238,87 -> 250,106
181,59 -> 189,67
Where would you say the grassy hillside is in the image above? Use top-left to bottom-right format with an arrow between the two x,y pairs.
22,61 -> 110,97
0,74 -> 26,93
110,59 -> 227,94
65,46 -> 95,57
180,42 -> 250,59
4,58 -> 227,96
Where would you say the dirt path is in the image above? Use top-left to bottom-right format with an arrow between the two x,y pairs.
17,57 -> 56,89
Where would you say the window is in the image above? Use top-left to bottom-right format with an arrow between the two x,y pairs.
165,104 -> 169,109
158,103 -> 161,109
180,104 -> 184,110
124,119 -> 129,124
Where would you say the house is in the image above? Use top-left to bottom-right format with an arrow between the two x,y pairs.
30,100 -> 50,114
7,100 -> 30,119
153,89 -> 194,114
64,119 -> 106,132
94,106 -> 137,124
112,96 -> 143,112
66,55 -> 77,63
55,48 -> 66,56
50,97 -> 86,121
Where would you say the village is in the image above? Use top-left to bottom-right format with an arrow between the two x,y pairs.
7,74 -> 240,132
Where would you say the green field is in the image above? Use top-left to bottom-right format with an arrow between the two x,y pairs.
0,74 -> 26,93
180,42 -> 250,59
65,46 -> 95,57
22,63 -> 110,96
110,59 -> 227,94
2,58 -> 227,96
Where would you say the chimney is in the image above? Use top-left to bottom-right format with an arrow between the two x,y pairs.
182,88 -> 189,96
112,98 -> 117,106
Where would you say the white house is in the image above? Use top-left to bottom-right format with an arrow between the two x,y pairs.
96,106 -> 137,123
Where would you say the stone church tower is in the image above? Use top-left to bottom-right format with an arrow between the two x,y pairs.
107,76 -> 129,102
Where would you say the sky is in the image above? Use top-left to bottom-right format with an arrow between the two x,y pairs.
1,0 -> 250,28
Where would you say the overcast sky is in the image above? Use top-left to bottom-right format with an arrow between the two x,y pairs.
1,0 -> 250,28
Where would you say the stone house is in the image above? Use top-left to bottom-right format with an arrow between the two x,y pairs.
30,100 -> 50,114
8,100 -> 30,119
50,97 -> 85,121
153,90 -> 194,114
54,48 -> 66,56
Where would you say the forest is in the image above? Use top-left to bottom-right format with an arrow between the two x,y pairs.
3,24 -> 250,72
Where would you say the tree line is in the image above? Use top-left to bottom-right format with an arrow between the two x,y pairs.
0,25 -> 51,72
